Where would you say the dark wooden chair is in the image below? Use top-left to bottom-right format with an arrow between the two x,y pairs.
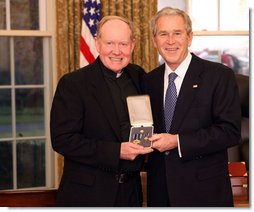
228,162 -> 249,207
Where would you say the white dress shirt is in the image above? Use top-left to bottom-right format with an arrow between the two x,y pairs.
163,52 -> 192,157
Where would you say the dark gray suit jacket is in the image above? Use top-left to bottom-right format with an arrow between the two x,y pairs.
50,57 -> 146,206
144,53 -> 241,207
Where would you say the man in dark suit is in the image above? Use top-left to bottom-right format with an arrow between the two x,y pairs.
50,15 -> 153,207
143,7 -> 241,207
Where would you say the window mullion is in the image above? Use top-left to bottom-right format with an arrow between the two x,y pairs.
43,38 -> 54,188
5,0 -> 10,30
10,37 -> 17,189
39,0 -> 46,30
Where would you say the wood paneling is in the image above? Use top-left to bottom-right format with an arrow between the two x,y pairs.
0,189 -> 57,207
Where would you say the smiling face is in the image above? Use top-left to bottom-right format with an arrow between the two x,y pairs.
153,15 -> 193,70
95,19 -> 135,73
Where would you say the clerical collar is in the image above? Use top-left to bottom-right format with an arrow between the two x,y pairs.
99,60 -> 124,79
116,72 -> 123,78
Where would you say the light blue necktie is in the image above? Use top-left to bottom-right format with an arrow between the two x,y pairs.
164,72 -> 178,132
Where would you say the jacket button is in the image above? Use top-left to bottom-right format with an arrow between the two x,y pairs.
165,151 -> 170,155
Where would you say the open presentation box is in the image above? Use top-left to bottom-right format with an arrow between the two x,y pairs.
127,95 -> 153,148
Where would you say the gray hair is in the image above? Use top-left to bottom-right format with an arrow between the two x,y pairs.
96,15 -> 135,41
151,6 -> 192,36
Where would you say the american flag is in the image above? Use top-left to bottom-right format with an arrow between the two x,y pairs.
80,0 -> 101,67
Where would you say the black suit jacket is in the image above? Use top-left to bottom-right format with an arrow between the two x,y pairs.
144,53 -> 241,207
50,57 -> 146,206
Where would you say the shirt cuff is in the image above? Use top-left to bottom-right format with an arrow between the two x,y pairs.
177,134 -> 182,158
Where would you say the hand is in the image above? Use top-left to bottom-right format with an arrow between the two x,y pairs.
120,142 -> 153,160
149,133 -> 178,152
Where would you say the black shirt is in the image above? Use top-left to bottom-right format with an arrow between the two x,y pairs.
99,61 -> 143,173
101,63 -> 138,141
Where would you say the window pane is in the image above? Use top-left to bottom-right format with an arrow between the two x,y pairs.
14,37 -> 43,85
16,88 -> 45,137
17,140 -> 45,189
0,0 -> 6,29
0,141 -> 13,190
220,0 -> 249,30
0,89 -> 12,138
0,37 -> 10,85
10,0 -> 39,30
188,0 -> 218,31
190,36 -> 249,75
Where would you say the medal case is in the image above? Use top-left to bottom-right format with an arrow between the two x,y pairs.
127,95 -> 153,148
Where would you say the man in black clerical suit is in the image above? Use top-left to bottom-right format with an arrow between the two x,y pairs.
50,16 -> 153,207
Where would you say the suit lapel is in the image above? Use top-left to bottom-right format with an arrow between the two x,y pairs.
171,55 -> 203,132
124,66 -> 142,94
149,65 -> 165,132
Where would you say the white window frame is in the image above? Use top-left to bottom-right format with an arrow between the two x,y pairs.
0,0 -> 56,190
158,0 -> 249,36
